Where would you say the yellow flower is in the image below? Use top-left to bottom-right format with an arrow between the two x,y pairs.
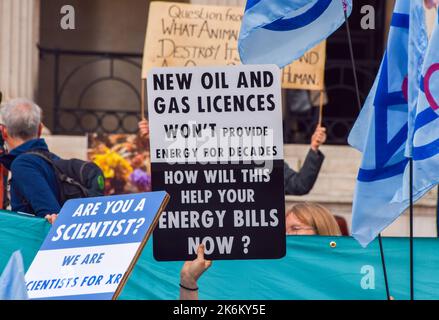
92,148 -> 133,180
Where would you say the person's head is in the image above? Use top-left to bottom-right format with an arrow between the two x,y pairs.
285,203 -> 342,236
0,98 -> 43,150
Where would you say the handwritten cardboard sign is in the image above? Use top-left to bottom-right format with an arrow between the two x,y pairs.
142,1 -> 326,90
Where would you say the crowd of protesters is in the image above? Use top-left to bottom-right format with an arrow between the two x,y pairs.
0,98 -> 346,301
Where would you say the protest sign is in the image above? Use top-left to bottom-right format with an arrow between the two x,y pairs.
141,1 -> 326,90
25,192 -> 169,300
148,65 -> 286,261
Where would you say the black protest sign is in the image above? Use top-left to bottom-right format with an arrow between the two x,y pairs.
148,65 -> 285,261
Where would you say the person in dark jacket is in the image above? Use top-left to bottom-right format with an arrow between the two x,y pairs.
284,126 -> 326,195
0,98 -> 60,223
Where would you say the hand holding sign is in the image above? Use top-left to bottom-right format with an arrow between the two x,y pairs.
180,244 -> 212,300
138,119 -> 150,138
181,245 -> 212,288
44,214 -> 58,225
311,126 -> 327,152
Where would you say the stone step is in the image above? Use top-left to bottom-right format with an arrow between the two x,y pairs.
307,174 -> 356,196
307,174 -> 438,206
285,157 -> 362,176
284,144 -> 361,160
45,135 -> 88,160
284,144 -> 362,175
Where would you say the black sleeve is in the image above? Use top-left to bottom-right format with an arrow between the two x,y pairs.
284,149 -> 325,196
11,155 -> 61,217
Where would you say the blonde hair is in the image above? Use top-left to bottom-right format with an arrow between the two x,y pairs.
287,203 -> 342,236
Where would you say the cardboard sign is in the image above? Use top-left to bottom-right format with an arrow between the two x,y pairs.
148,65 -> 286,261
281,43 -> 326,90
25,192 -> 169,300
142,1 -> 326,90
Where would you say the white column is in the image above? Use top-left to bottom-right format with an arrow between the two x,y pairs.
0,0 -> 40,101
190,0 -> 245,7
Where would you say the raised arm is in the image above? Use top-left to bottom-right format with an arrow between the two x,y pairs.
180,244 -> 212,300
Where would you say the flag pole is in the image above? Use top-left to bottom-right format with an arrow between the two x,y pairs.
342,0 -> 392,299
378,234 -> 391,300
343,1 -> 362,111
409,158 -> 414,300
318,90 -> 324,127
436,186 -> 439,238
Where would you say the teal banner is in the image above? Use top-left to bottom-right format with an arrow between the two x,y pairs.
0,211 -> 437,300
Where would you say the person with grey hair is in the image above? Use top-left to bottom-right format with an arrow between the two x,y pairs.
0,98 -> 59,223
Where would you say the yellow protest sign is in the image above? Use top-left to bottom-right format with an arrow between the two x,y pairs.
281,43 -> 326,90
142,1 -> 326,90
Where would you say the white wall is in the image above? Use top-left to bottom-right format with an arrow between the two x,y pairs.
0,0 -> 40,101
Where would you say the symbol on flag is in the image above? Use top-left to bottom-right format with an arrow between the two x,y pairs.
239,0 -> 352,68
263,0 -> 332,32
424,63 -> 439,111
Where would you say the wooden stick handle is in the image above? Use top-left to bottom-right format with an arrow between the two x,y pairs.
141,79 -> 146,120
318,90 -> 324,127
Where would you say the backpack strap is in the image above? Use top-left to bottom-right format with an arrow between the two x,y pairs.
25,151 -> 89,202
25,151 -> 58,168
12,151 -> 57,214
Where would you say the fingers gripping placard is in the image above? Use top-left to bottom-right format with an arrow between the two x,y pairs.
148,65 -> 286,261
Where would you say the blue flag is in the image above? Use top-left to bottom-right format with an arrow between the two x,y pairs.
394,15 -> 439,205
238,0 -> 352,68
0,251 -> 29,300
348,0 -> 410,247
405,1 -> 428,157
